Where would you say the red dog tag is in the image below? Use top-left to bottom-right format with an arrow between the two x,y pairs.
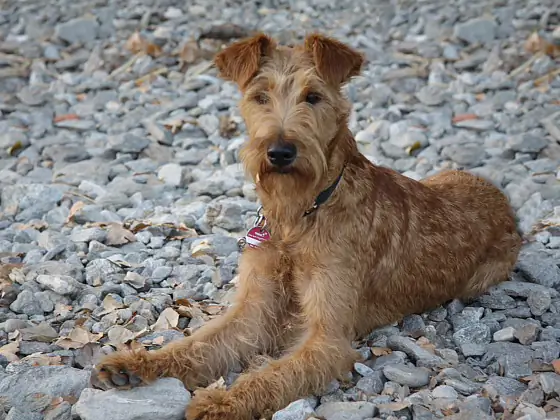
245,227 -> 270,249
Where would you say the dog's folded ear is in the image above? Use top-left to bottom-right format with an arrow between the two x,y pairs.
304,34 -> 364,87
214,33 -> 276,90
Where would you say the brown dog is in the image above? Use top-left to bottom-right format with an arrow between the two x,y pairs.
92,33 -> 522,419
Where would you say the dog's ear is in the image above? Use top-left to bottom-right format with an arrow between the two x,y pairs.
304,34 -> 364,87
214,33 -> 276,90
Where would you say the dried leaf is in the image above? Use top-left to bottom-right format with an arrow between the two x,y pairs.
126,32 -> 162,57
7,141 -> 22,156
452,113 -> 478,124
75,342 -> 103,368
179,41 -> 199,65
53,303 -> 73,318
107,325 -> 135,346
405,141 -> 422,155
553,359 -> 560,374
206,376 -> 227,390
200,304 -> 224,316
219,115 -> 238,139
153,308 -> 180,331
105,223 -> 136,246
66,201 -> 85,224
175,298 -> 193,307
524,31 -> 560,58
371,347 -> 392,357
152,336 -> 165,346
55,326 -> 102,350
21,353 -> 63,367
103,294 -> 125,312
54,114 -> 80,123
0,341 -> 19,362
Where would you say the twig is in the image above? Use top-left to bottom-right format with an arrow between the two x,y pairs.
508,52 -> 544,79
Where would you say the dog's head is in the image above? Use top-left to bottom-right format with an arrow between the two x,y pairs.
214,33 -> 363,195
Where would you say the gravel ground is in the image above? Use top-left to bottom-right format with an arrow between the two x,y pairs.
0,0 -> 560,419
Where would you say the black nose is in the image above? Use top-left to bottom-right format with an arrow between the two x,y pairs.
267,143 -> 297,167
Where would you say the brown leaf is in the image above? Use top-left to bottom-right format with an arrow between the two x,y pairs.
0,341 -> 19,362
103,294 -> 125,312
452,113 -> 478,124
524,31 -> 560,58
175,298 -> 193,307
105,223 -> 136,246
371,347 -> 392,357
66,201 -> 85,224
126,32 -> 162,57
219,115 -> 238,139
553,359 -> 560,374
152,308 -> 180,331
152,336 -> 165,346
206,376 -> 227,390
54,114 -> 79,123
55,326 -> 102,350
179,41 -> 200,65
106,325 -> 135,346
75,342 -> 103,368
21,353 -> 63,367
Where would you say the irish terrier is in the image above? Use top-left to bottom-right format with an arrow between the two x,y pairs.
92,33 -> 522,419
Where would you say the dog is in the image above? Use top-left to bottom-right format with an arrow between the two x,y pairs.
92,33 -> 522,420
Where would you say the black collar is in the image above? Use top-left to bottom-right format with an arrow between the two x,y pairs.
303,165 -> 346,217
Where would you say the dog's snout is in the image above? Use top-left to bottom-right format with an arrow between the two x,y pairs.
267,142 -> 297,167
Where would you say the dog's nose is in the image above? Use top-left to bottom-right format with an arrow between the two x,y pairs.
267,143 -> 297,167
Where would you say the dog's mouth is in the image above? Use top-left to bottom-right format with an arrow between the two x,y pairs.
272,166 -> 294,174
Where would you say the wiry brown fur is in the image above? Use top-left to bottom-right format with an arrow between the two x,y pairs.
92,33 -> 522,419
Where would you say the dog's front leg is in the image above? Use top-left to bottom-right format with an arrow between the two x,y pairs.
187,271 -> 360,420
92,248 -> 289,392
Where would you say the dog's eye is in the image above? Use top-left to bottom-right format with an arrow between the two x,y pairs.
254,93 -> 269,105
305,92 -> 321,105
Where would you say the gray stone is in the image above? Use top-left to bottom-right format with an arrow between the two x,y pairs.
316,401 -> 376,420
158,163 -> 184,187
85,259 -> 122,286
527,289 -> 552,316
108,133 -> 150,154
432,385 -> 459,400
508,134 -> 548,153
0,366 -> 90,411
483,376 -> 527,398
272,399 -> 317,420
454,17 -> 497,45
493,327 -> 515,342
55,17 -> 99,44
517,249 -> 560,288
36,274 -> 81,296
74,378 -> 190,420
539,372 -> 560,395
9,290 -> 44,315
5,408 -> 42,420
453,323 -> 491,347
386,336 -> 447,368
514,324 -> 540,345
355,371 -> 385,395
382,364 -> 430,388
415,85 -> 446,106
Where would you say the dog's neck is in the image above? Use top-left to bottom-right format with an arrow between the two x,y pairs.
254,126 -> 358,237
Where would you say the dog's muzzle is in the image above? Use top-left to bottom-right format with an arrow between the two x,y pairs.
267,142 -> 297,168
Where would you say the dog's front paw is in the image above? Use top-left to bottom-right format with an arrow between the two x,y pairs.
186,388 -> 247,420
91,348 -> 154,390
